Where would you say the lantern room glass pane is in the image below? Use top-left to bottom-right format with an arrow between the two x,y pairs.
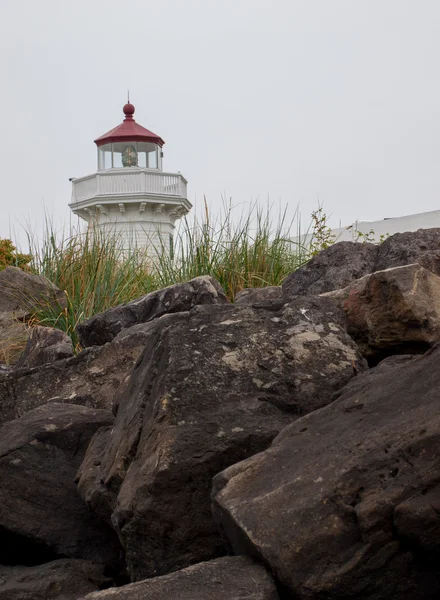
98,144 -> 113,170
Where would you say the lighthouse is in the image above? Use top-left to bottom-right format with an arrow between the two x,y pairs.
69,101 -> 191,255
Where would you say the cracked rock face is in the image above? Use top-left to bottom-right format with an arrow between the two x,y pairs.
212,344 -> 440,600
77,298 -> 365,581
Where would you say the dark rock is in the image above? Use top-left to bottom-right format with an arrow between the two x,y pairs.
77,556 -> 279,600
282,241 -> 378,297
331,354 -> 417,401
375,228 -> 440,273
14,326 -> 73,370
0,323 -> 158,424
77,276 -> 228,348
0,403 -> 123,570
0,559 -> 111,600
212,344 -> 440,600
77,299 -> 366,580
234,286 -> 282,305
323,263 -> 440,363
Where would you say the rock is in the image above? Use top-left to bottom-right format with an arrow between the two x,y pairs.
14,326 -> 74,370
77,299 -> 366,580
0,322 -> 158,424
0,403 -> 123,570
0,267 -> 66,314
0,267 -> 67,366
0,559 -> 112,600
323,264 -> 440,363
330,354 -> 417,402
212,344 -> 440,600
77,556 -> 279,600
77,276 -> 228,348
282,241 -> 378,297
234,286 -> 282,305
375,228 -> 440,274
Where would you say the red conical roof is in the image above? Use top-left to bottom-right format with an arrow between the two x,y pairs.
94,103 -> 165,147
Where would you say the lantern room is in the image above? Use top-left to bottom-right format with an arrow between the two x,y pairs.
94,102 -> 165,170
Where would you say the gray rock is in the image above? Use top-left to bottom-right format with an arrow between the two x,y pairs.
77,299 -> 366,581
282,241 -> 378,297
0,403 -> 123,570
77,276 -> 228,347
375,228 -> 440,273
0,322 -> 158,424
323,264 -> 440,362
0,267 -> 66,366
14,326 -> 74,370
0,559 -> 111,600
212,345 -> 440,600
77,556 -> 279,600
234,286 -> 282,305
0,267 -> 66,314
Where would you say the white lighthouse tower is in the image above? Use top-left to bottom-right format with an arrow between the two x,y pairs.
69,101 -> 191,255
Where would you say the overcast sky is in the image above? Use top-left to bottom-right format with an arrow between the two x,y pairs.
1,0 -> 440,246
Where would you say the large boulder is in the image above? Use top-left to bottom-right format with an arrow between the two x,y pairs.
282,241 -> 378,297
77,298 -> 366,581
14,326 -> 73,370
0,267 -> 67,365
76,276 -> 228,347
0,322 -> 159,424
212,344 -> 440,600
0,559 -> 111,600
77,556 -> 279,600
323,263 -> 440,363
375,228 -> 440,274
0,267 -> 66,314
0,403 -> 123,571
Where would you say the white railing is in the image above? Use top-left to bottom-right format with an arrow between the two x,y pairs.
71,169 -> 187,203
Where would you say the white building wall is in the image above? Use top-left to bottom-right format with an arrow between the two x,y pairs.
84,203 -> 179,256
332,208 -> 440,243
297,208 -> 440,246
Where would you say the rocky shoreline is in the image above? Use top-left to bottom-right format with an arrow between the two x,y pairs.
1,228 -> 440,599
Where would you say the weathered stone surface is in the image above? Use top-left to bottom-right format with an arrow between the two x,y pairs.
324,263 -> 440,362
375,228 -> 440,273
282,241 -> 378,297
0,403 -> 123,570
0,559 -> 111,600
77,276 -> 228,348
0,323 -> 157,424
14,326 -> 73,370
0,267 -> 67,365
77,299 -> 365,580
212,345 -> 440,600
78,557 -> 279,600
234,286 -> 282,305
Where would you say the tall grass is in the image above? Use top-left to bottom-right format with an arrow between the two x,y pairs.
26,201 -> 313,350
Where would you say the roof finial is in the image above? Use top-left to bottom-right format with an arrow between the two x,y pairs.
127,89 -> 130,103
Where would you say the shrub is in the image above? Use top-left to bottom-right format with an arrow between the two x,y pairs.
0,238 -> 31,271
